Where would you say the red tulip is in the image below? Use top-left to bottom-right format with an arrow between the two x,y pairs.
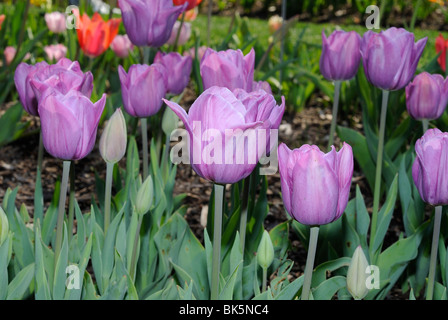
436,34 -> 448,72
0,15 -> 5,31
173,0 -> 202,11
75,10 -> 121,58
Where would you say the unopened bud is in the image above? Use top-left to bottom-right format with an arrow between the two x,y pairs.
346,245 -> 370,300
257,230 -> 274,270
162,106 -> 179,138
100,108 -> 127,164
135,175 -> 154,216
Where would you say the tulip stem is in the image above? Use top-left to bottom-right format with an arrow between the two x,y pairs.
104,162 -> 114,234
239,175 -> 251,256
302,226 -> 319,300
211,183 -> 225,300
172,10 -> 186,52
370,89 -> 390,254
422,119 -> 429,133
328,80 -> 342,151
141,118 -> 149,180
54,160 -> 71,265
427,205 -> 443,300
67,161 -> 75,242
262,267 -> 268,293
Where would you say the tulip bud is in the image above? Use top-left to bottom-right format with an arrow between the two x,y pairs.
0,207 -> 9,246
162,106 -> 179,138
257,230 -> 274,270
346,246 -> 370,300
100,108 -> 127,164
135,175 -> 154,216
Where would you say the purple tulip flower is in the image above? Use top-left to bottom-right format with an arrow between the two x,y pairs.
413,128 -> 448,206
360,27 -> 427,91
278,142 -> 354,226
406,72 -> 448,120
153,51 -> 192,95
319,29 -> 362,81
38,89 -> 106,161
118,63 -> 167,118
118,0 -> 187,47
163,86 -> 285,184
14,58 -> 93,116
200,48 -> 255,92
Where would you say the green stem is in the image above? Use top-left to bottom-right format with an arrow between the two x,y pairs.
370,89 -> 390,252
67,161 -> 75,242
239,176 -> 251,255
141,118 -> 149,180
410,0 -> 422,31
302,226 -> 319,300
54,160 -> 71,264
172,10 -> 186,52
422,119 -> 429,134
207,0 -> 213,47
427,206 -> 443,300
278,0 -> 287,95
211,183 -> 225,300
328,80 -> 342,151
129,215 -> 143,282
104,162 -> 114,234
262,267 -> 267,293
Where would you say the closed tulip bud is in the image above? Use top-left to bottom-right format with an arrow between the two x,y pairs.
118,63 -> 167,118
135,175 -> 154,216
346,246 -> 370,300
110,34 -> 134,58
45,12 -> 66,34
200,48 -> 255,92
100,108 -> 127,164
4,46 -> 16,66
166,21 -> 192,47
0,207 -> 9,246
162,106 -> 179,137
360,27 -> 427,91
153,51 -> 192,95
163,86 -> 285,184
38,90 -> 106,161
406,72 -> 448,120
278,142 -> 353,226
257,230 -> 274,270
320,30 -> 362,81
118,0 -> 187,47
413,128 -> 448,206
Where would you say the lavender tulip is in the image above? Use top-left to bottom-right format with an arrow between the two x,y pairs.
38,90 -> 106,161
406,72 -> 448,121
252,81 -> 273,95
412,128 -> 448,206
118,0 -> 187,47
14,58 -> 93,116
320,30 -> 362,81
118,63 -> 167,117
153,51 -> 192,95
278,142 -> 353,226
360,27 -> 427,91
163,86 -> 285,184
200,48 -> 255,92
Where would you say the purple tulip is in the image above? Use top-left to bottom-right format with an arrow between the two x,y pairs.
252,81 -> 273,95
38,89 -> 106,161
153,51 -> 192,95
278,142 -> 353,226
118,63 -> 167,118
118,0 -> 187,47
200,48 -> 255,92
14,58 -> 93,116
412,128 -> 448,206
360,27 -> 427,91
320,30 -> 362,81
406,72 -> 448,120
163,86 -> 285,184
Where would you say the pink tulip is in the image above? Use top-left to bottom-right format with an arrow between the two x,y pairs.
44,44 -> 67,62
166,21 -> 192,46
4,46 -> 16,65
45,12 -> 66,34
110,34 -> 134,58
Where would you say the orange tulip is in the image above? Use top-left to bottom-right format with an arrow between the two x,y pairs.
75,11 -> 121,58
173,0 -> 202,11
0,15 -> 5,31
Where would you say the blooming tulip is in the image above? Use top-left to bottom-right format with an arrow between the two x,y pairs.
100,108 -> 127,164
45,12 -> 66,34
320,30 -> 362,81
153,51 -> 192,95
38,90 -> 106,161
14,58 -> 93,116
412,128 -> 448,206
436,34 -> 448,72
110,34 -> 134,58
200,48 -> 255,92
44,44 -> 67,62
173,0 -> 202,11
360,27 -> 427,91
75,10 -> 121,57
118,63 -> 167,118
278,142 -> 353,226
163,86 -> 285,184
118,0 -> 187,47
166,21 -> 192,47
406,72 -> 448,121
